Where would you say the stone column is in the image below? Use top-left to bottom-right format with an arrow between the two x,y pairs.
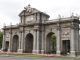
36,30 -> 40,53
18,31 -> 24,53
32,30 -> 37,54
56,25 -> 61,55
41,30 -> 45,54
18,32 -> 22,53
70,28 -> 76,57
21,31 -> 24,52
33,26 -> 40,54
18,32 -> 21,52
8,30 -> 12,52
75,29 -> 79,55
1,31 -> 6,51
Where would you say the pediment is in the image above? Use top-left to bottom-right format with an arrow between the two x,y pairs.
19,5 -> 49,18
19,5 -> 40,16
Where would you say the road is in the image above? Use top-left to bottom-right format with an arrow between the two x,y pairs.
0,56 -> 80,60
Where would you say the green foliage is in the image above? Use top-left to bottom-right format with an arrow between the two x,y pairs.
51,34 -> 56,54
0,32 -> 3,49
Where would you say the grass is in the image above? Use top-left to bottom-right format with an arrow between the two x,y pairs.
14,54 -> 46,58
0,53 -> 46,59
0,52 -> 80,60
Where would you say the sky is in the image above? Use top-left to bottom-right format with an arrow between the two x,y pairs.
0,0 -> 80,29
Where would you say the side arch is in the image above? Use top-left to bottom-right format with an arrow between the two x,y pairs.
46,32 -> 56,54
12,35 -> 19,52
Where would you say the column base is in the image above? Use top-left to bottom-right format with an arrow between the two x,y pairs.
75,51 -> 80,55
32,50 -> 40,54
1,48 -> 5,52
18,49 -> 23,53
41,50 -> 45,54
56,51 -> 61,56
8,49 -> 12,52
1,48 -> 7,51
8,49 -> 10,52
1,48 -> 4,51
70,51 -> 76,57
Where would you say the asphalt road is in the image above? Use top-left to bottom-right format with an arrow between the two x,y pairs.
0,56 -> 80,60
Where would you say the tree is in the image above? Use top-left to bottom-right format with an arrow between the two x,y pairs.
0,32 -> 3,49
51,34 -> 56,54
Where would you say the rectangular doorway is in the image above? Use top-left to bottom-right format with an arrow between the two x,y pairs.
5,41 -> 9,51
62,40 -> 70,55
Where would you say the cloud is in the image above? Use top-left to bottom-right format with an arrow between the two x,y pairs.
0,0 -> 80,29
0,0 -> 25,28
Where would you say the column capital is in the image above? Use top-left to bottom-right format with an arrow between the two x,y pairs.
57,23 -> 61,31
57,26 -> 61,30
19,30 -> 22,33
70,26 -> 79,30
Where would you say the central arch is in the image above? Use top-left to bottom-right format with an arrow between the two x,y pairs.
12,35 -> 19,52
46,32 -> 56,54
24,33 -> 33,53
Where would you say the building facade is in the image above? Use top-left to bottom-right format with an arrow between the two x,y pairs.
2,5 -> 80,57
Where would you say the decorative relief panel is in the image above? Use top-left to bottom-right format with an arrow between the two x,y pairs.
61,23 -> 71,28
6,33 -> 9,38
26,15 -> 34,22
5,32 -> 10,41
70,22 -> 79,30
61,28 -> 70,40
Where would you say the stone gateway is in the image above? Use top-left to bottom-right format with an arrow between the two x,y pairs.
2,5 -> 80,57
